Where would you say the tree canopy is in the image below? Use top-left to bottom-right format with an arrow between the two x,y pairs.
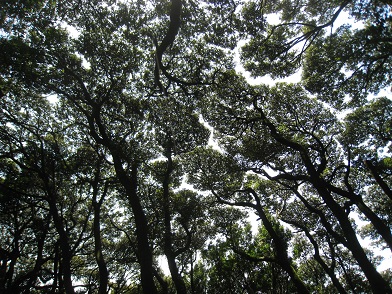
1,0 -> 391,293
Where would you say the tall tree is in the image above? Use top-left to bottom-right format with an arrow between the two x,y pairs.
1,0 -> 392,293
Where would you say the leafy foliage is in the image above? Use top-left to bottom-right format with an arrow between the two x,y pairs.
1,0 -> 391,293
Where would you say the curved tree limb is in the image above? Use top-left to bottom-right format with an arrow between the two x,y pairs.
364,159 -> 392,201
153,0 -> 182,94
152,0 -> 207,94
156,0 -> 182,62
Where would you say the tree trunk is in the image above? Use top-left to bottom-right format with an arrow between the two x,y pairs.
311,175 -> 392,293
256,106 -> 392,293
93,201 -> 109,294
163,146 -> 187,294
112,157 -> 157,294
48,198 -> 75,294
89,102 -> 157,294
364,160 -> 392,201
285,218 -> 348,294
254,201 -> 309,294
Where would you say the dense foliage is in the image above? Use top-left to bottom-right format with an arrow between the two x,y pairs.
1,0 -> 391,293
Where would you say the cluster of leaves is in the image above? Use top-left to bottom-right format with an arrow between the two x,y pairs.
1,0 -> 392,293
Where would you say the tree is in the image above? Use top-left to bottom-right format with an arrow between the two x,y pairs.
1,0 -> 392,293
1,0 -> 236,292
192,0 -> 392,291
193,73 -> 392,292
